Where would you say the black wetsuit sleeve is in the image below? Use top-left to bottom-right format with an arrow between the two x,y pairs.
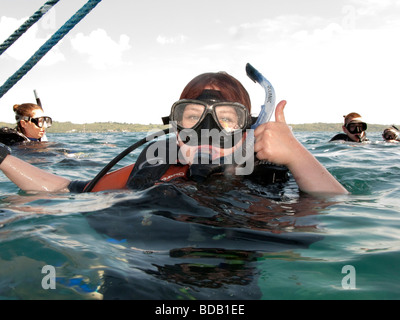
68,180 -> 90,193
329,133 -> 350,142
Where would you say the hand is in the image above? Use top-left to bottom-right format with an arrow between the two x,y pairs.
254,100 -> 299,167
254,100 -> 348,194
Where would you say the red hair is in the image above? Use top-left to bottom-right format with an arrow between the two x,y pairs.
180,72 -> 252,112
343,112 -> 362,125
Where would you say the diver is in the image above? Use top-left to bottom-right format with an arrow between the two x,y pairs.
0,66 -> 348,195
0,103 -> 52,145
330,112 -> 368,143
382,125 -> 400,142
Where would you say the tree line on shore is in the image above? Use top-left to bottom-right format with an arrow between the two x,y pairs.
0,121 -> 396,133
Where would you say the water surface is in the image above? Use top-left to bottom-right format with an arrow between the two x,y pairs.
1,131 -> 399,300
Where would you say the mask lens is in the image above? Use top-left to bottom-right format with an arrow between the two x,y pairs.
44,116 -> 52,128
172,102 -> 206,129
385,134 -> 395,140
347,122 -> 366,134
215,104 -> 245,132
31,116 -> 52,128
384,131 -> 397,140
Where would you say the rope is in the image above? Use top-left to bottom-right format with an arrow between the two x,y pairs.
0,0 -> 60,56
0,0 -> 102,100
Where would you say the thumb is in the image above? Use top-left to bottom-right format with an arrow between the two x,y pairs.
274,100 -> 287,123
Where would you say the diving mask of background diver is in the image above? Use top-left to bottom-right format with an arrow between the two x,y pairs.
18,116 -> 52,128
346,121 -> 367,134
383,127 -> 400,141
384,132 -> 399,141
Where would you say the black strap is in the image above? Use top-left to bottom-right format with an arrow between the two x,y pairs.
0,142 -> 11,165
126,139 -> 177,190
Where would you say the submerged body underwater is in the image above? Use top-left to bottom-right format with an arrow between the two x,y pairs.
1,131 -> 400,299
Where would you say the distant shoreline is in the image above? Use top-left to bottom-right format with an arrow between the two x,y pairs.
1,121 -> 396,133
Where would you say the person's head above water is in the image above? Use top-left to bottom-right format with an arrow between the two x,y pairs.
382,126 -> 400,142
14,103 -> 52,141
166,71 -> 253,164
342,112 -> 367,142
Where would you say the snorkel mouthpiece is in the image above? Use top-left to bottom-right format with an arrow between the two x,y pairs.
189,150 -> 226,182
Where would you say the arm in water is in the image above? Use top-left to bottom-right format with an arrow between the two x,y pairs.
254,101 -> 348,195
0,154 -> 70,192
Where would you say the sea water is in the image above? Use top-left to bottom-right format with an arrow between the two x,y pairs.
0,131 -> 399,300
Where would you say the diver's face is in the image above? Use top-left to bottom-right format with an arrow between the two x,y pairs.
343,118 -> 367,142
383,130 -> 400,142
343,127 -> 366,142
176,86 -> 248,164
20,109 -> 47,140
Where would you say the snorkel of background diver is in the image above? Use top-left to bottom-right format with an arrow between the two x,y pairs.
358,134 -> 366,143
83,63 -> 273,191
34,89 -> 42,108
33,89 -> 49,141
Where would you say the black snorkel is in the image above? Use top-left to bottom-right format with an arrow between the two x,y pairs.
391,125 -> 400,141
83,128 -> 170,192
34,89 -> 42,108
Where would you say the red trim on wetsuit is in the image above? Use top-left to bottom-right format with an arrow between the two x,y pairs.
89,164 -> 135,192
87,164 -> 189,192
159,165 -> 189,183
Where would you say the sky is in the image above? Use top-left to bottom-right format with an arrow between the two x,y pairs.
1,0 -> 400,125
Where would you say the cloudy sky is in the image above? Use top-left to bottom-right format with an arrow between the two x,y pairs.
1,0 -> 400,125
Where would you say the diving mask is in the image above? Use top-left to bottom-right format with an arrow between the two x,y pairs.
383,126 -> 400,141
17,116 -> 52,128
346,121 -> 367,134
170,99 -> 250,133
168,90 -> 251,149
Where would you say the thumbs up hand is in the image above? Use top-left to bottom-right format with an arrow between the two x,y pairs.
254,100 -> 348,194
254,100 -> 298,167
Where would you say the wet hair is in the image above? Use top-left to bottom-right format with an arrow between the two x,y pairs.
13,103 -> 43,132
179,72 -> 252,112
343,112 -> 362,126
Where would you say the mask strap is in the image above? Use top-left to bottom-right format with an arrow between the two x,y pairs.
195,89 -> 225,102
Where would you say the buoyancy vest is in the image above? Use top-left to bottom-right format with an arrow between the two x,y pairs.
329,133 -> 369,142
74,138 -> 289,193
0,127 -> 30,146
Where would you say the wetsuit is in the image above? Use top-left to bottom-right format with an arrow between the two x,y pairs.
0,127 -> 30,145
329,133 -> 368,142
68,139 -> 289,193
